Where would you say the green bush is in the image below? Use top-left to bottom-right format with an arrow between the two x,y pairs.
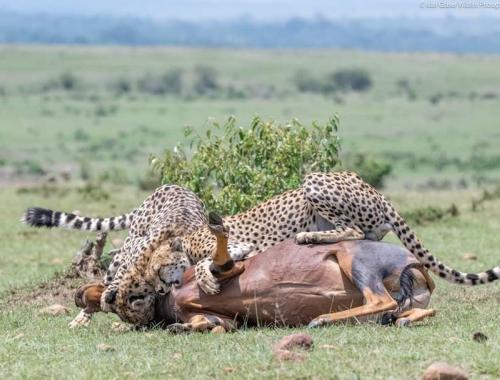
193,65 -> 219,96
293,68 -> 372,95
292,69 -> 324,93
138,69 -> 183,95
344,154 -> 392,188
327,68 -> 372,93
151,116 -> 341,214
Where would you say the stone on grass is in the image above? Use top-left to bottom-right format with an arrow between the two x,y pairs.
39,304 -> 70,316
422,362 -> 468,380
96,343 -> 115,352
273,333 -> 313,363
472,332 -> 488,343
273,333 -> 313,351
211,326 -> 226,334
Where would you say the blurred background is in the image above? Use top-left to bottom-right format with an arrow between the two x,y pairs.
1,0 -> 500,191
1,3 -> 500,378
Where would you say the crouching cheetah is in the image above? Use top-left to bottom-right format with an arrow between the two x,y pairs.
23,185 -> 210,324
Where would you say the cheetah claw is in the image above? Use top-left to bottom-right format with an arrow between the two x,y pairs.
195,259 -> 221,295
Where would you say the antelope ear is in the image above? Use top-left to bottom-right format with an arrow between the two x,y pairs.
170,237 -> 183,252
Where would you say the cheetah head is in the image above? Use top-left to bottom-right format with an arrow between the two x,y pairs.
112,238 -> 190,326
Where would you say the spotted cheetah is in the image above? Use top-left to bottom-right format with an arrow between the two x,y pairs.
114,171 -> 500,315
23,185 -> 209,321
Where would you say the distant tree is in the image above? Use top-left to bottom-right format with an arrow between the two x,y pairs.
328,68 -> 372,93
193,66 -> 219,96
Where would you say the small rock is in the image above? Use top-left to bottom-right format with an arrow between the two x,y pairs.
222,367 -> 236,373
111,238 -> 123,247
273,333 -> 313,351
274,350 -> 306,363
462,253 -> 477,261
320,344 -> 338,350
111,322 -> 132,333
40,304 -> 70,316
273,333 -> 313,363
422,362 -> 468,380
50,257 -> 65,265
172,352 -> 182,360
211,326 -> 226,334
472,332 -> 488,343
96,343 -> 114,352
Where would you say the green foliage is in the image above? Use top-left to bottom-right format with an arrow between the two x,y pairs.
329,68 -> 372,92
293,68 -> 372,95
107,78 -> 132,95
137,69 -> 183,95
402,204 -> 459,225
345,154 -> 392,188
193,65 -> 219,96
152,116 -> 341,214
292,69 -> 323,93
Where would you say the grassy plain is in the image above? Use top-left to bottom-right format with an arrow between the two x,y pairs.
0,186 -> 499,379
0,46 -> 500,379
1,46 -> 500,187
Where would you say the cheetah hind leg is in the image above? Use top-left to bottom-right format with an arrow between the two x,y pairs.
295,219 -> 365,245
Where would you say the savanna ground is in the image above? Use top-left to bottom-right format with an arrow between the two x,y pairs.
0,46 -> 499,379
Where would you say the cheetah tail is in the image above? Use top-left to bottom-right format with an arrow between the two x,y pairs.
388,208 -> 499,286
21,207 -> 134,232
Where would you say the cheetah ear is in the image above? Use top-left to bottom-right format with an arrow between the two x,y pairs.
170,237 -> 183,252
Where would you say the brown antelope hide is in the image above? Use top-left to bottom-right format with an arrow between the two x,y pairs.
74,235 -> 436,331
154,237 -> 436,332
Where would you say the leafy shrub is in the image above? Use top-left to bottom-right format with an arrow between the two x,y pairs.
293,68 -> 372,95
327,68 -> 372,93
151,116 -> 341,214
193,66 -> 219,96
403,204 -> 459,226
41,72 -> 80,92
138,69 -> 183,95
344,154 -> 392,188
108,78 -> 132,95
292,69 -> 324,93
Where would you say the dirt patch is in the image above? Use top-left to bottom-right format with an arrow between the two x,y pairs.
0,271 -> 85,309
0,233 -> 108,309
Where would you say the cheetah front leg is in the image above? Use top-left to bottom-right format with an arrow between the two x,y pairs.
295,218 -> 365,244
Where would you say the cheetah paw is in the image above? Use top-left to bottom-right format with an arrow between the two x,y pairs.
295,232 -> 318,244
68,311 -> 91,329
195,258 -> 221,295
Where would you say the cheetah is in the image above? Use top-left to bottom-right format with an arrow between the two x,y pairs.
23,185 -> 209,323
113,171 -> 499,320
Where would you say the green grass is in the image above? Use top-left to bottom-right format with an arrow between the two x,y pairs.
1,46 -> 500,187
0,186 -> 498,379
1,46 -> 500,379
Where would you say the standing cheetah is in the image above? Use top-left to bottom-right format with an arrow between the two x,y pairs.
112,171 -> 499,309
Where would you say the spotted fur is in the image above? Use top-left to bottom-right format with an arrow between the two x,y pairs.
22,185 -> 208,325
186,171 -> 499,293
